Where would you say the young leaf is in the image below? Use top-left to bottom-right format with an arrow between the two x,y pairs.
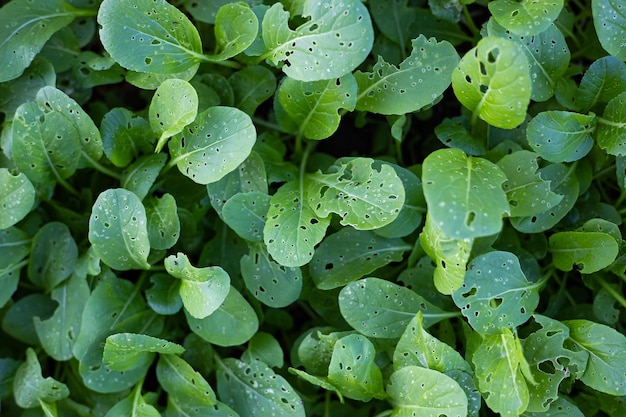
156,354 -> 217,410
307,157 -> 405,230
386,366 -> 468,417
277,74 -> 357,139
103,333 -> 184,371
355,35 -> 459,115
592,0 -> 626,60
89,188 -> 151,271
145,194 -> 180,250
526,111 -> 596,163
0,0 -> 78,83
229,65 -> 276,115
98,0 -> 202,74
452,36 -> 531,129
222,191 -> 271,243
150,79 -> 198,153
488,0 -> 564,36
168,106 -> 256,185
101,108 -> 153,168
327,334 -> 384,401
434,116 -> 487,156
596,91 -> 626,156
422,148 -> 509,239
28,222 -> 78,291
217,357 -> 305,417
0,168 -> 35,229
208,2 -> 258,61
13,348 -> 69,409
145,273 -> 182,316
242,332 -> 285,369
563,319 -> 626,396
549,230 -> 619,273
261,0 -> 374,81
309,228 -> 409,290
241,242 -> 302,308
264,180 -> 330,268
339,277 -> 456,338
452,251 -> 540,335
165,252 -> 230,319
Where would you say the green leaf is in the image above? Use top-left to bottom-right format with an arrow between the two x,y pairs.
0,0 -> 77,83
156,354 -> 217,411
592,0 -> 626,60
0,227 -> 30,307
103,333 -> 184,371
222,191 -> 271,242
165,252 -> 230,319
229,65 -> 276,116
150,79 -> 198,153
145,193 -> 180,250
430,0 -> 462,23
0,57 -> 55,121
355,35 -> 459,115
472,328 -> 530,417
145,273 -> 182,315
307,157 -> 405,230
452,36 -> 531,129
563,319 -> 626,395
526,111 -> 596,163
549,231 -> 619,273
327,334 -> 384,401
387,365 -> 468,417
422,148 -> 509,239
434,116 -> 487,155
73,51 -> 125,89
0,168 -> 35,229
576,56 -> 626,112
277,74 -> 357,139
101,108 -> 153,168
98,0 -> 202,74
264,180 -> 330,267
2,293 -> 56,345
241,242 -> 302,308
242,332 -> 284,369
186,286 -> 258,346
369,0 -> 417,46
339,277 -> 456,338
168,106 -> 256,185
261,0 -> 374,81
28,222 -> 77,291
89,188 -> 151,271
597,91 -> 626,156
488,0 -> 563,36
497,150 -> 563,217
104,384 -> 160,417
452,251 -> 541,335
310,228 -> 409,290
121,153 -> 168,200
13,348 -> 69,409
208,2 -> 258,61
523,396 -> 585,417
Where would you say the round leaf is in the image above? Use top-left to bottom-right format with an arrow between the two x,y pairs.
156,354 -> 217,410
209,2 -> 258,61
101,108 -> 153,168
576,56 -> 626,113
593,0 -> 626,60
0,168 -> 35,230
150,79 -> 198,153
222,191 -> 271,243
549,231 -> 619,273
121,153 -> 168,200
527,111 -> 596,162
489,0 -> 564,36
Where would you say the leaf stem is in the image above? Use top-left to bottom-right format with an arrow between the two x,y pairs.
597,116 -> 626,128
252,116 -> 284,132
461,3 -> 480,39
373,411 -> 393,417
597,276 -> 626,310
197,55 -> 243,69
81,152 -> 122,180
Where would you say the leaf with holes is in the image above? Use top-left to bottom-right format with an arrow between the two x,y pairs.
310,228 -> 409,290
206,2 -> 258,61
229,65 -> 277,115
242,332 -> 285,369
89,188 -> 151,271
339,277 -> 456,338
434,116 -> 487,156
241,242 -> 302,308
387,365 -> 468,417
497,150 -> 563,217
165,252 -> 230,319
222,191 -> 270,243
28,222 -> 77,292
307,157 -> 405,230
277,73 -> 357,139
422,148 -> 509,239
263,180 -> 330,268
103,333 -> 184,371
597,91 -> 626,156
548,231 -> 619,274
592,0 -> 626,60
452,251 -> 541,335
156,354 -> 217,412
98,0 -> 202,74
0,168 -> 35,230
145,193 -> 180,250
150,79 -> 198,153
488,0 -> 563,36
217,357 -> 305,417
13,348 -> 69,409
526,111 -> 597,163
101,108 -> 153,168
452,36 -> 531,128
261,0 -> 374,81
168,106 -> 256,185
355,35 -> 459,115
576,56 -> 626,112
121,154 -> 168,200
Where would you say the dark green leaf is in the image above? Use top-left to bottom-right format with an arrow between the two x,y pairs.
0,168 -> 35,229
13,348 -> 69,408
28,222 -> 77,291
103,333 -> 184,371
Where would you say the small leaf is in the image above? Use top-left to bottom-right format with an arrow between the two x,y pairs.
121,153 -> 168,200
355,35 -> 459,115
28,222 -> 78,291
0,227 -> 30,307
222,191 -> 271,242
452,36 -> 531,129
101,108 -> 153,168
89,188 -> 151,271
0,168 -> 35,229
169,106 -> 256,185
150,79 -> 198,153
488,0 -> 564,36
242,332 -> 285,369
592,0 -> 626,60
576,56 -> 626,112
261,0 -> 374,81
386,366 -> 468,417
13,348 -> 69,408
597,91 -> 626,156
452,251 -> 540,335
208,2 -> 258,61
104,385 -> 160,417
434,116 -> 487,155
549,231 -> 619,273
145,273 -> 182,316
156,354 -> 217,410
98,0 -> 202,74
0,57 -> 55,120
145,193 -> 180,250
103,333 -> 184,371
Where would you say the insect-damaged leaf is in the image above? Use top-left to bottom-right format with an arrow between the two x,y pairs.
592,0 -> 626,61
488,0 -> 563,36
0,168 -> 35,230
150,79 -> 198,153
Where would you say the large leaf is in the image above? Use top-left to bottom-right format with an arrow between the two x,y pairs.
168,106 -> 256,185
488,0 -> 564,36
597,91 -> 626,156
369,0 -> 418,46
261,0 -> 374,81
549,231 -> 619,273
0,168 -> 35,229
422,148 -> 509,239
526,111 -> 596,162
89,188 -> 151,271
98,0 -> 202,74
13,348 -> 69,408
150,79 -> 198,153
0,227 -> 30,307
452,36 -> 531,128
592,0 -> 626,60
355,35 -> 459,115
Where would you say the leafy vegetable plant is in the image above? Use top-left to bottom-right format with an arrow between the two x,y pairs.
2,0 -> 626,416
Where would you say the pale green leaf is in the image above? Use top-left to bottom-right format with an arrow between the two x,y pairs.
150,79 -> 198,153
0,227 -> 30,307
103,333 -> 184,371
104,385 -> 160,417
242,332 -> 284,369
489,0 -> 564,36
13,348 -> 69,409
205,2 -> 258,61
527,111 -> 596,162
0,168 -> 35,229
